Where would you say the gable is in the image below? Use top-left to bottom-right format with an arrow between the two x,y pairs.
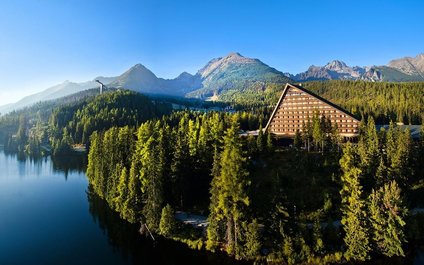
265,83 -> 360,137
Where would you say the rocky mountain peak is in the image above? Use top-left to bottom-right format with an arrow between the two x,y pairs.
198,52 -> 257,78
324,60 -> 348,71
388,53 -> 424,76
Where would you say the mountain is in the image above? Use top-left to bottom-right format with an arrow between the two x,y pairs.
109,64 -> 201,95
292,53 -> 424,82
0,77 -> 116,115
186,52 -> 292,99
293,60 -> 365,81
109,52 -> 292,99
361,66 -> 423,82
3,52 -> 290,114
3,52 -> 423,115
387,53 -> 424,79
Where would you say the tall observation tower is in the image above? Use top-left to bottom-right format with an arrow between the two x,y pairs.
95,80 -> 105,94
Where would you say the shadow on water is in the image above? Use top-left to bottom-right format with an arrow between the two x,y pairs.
51,153 -> 87,178
3,148 -> 88,180
86,186 -> 249,265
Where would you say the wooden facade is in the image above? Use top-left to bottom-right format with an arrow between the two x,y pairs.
265,83 -> 360,137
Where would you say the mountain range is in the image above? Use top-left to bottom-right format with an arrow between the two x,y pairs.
0,52 -> 291,114
1,52 -> 423,114
288,53 -> 424,82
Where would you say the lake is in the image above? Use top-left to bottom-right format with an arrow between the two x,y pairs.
0,150 -> 244,265
1,150 -> 422,265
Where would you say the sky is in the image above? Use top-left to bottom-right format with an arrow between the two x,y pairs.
0,0 -> 423,106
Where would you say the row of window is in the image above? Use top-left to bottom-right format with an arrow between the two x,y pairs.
280,105 -> 334,110
277,110 -> 349,117
282,101 -> 331,107
271,128 -> 357,133
271,123 -> 358,128
284,97 -> 316,101
285,92 -> 304,97
274,115 -> 356,122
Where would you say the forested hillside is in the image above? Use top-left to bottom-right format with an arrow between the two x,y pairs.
222,81 -> 424,125
303,81 -> 424,124
2,78 -> 423,263
1,89 -> 172,156
49,90 -> 171,148
0,88 -> 103,145
86,109 -> 424,263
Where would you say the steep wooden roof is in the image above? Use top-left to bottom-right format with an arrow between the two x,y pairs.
265,83 -> 360,131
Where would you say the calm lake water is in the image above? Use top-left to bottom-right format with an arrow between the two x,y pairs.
0,150 -> 243,265
0,150 -> 422,265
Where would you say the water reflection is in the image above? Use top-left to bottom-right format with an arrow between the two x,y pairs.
1,149 -> 420,265
2,149 -> 87,180
51,154 -> 87,179
86,186 -> 248,265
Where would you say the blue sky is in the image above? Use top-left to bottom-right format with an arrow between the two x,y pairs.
0,0 -> 423,105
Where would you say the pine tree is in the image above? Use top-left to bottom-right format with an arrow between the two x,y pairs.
207,116 -> 250,258
293,129 -> 302,150
16,114 -> 27,146
138,125 -> 164,231
282,236 -> 295,265
340,143 -> 370,261
375,156 -> 387,187
122,160 -> 142,223
391,128 -> 412,187
312,220 -> 324,255
171,117 -> 191,209
87,131 -> 105,197
115,167 -> 129,213
257,124 -> 264,153
358,117 -> 380,181
312,113 -> 322,152
246,135 -> 257,155
159,204 -> 176,237
368,181 -> 407,257
243,219 -> 262,259
206,147 -> 222,251
266,132 -> 274,154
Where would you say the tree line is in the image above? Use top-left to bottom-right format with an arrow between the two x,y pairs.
2,90 -> 172,156
303,80 -> 424,125
219,80 -> 424,125
86,109 -> 423,263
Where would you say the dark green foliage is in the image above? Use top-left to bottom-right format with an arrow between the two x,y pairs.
293,129 -> 302,149
256,124 -> 264,153
282,236 -> 295,265
86,126 -> 139,222
86,111 -> 243,230
159,204 -> 176,237
78,84 -> 422,263
266,132 -> 274,154
137,122 -> 167,231
303,80 -> 424,124
207,116 -> 251,258
296,113 -> 340,153
1,89 -> 172,156
339,143 -> 370,261
49,89 -> 170,148
368,181 -> 407,257
242,219 -> 262,259
203,80 -> 424,125
312,220 -> 324,255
